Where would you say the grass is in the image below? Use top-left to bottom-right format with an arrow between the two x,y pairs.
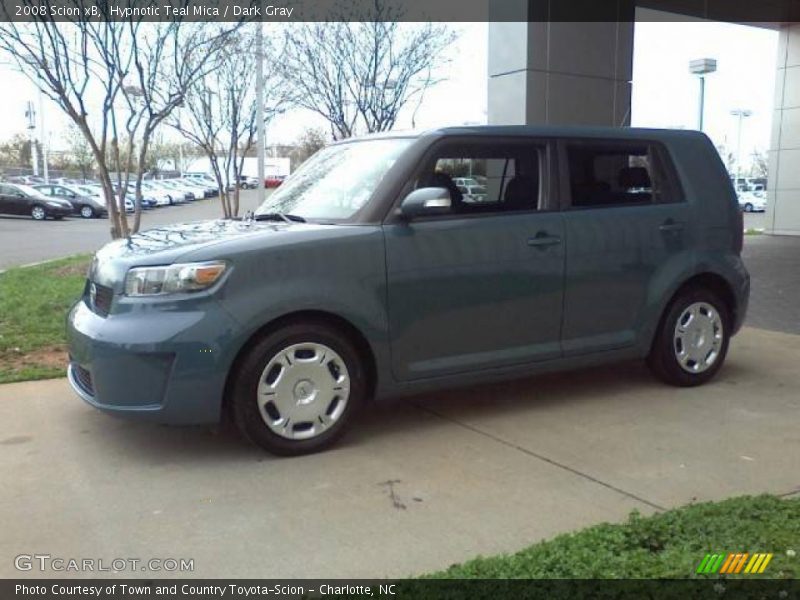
423,495 -> 798,579
0,255 -> 90,384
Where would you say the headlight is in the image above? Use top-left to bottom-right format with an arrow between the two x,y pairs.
124,261 -> 227,297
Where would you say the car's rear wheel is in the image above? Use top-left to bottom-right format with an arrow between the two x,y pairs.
230,321 -> 366,456
647,288 -> 730,387
743,203 -> 754,212
80,205 -> 95,219
31,205 -> 46,220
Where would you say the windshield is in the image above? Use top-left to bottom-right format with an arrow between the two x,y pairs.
256,138 -> 412,221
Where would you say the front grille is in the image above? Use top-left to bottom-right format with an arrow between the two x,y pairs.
88,281 -> 114,317
72,363 -> 94,396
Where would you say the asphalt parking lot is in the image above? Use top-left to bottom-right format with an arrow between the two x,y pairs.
0,189 -> 267,271
1,326 -> 798,578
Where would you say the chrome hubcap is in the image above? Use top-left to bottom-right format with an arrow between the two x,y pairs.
673,302 -> 724,374
256,342 -> 350,440
32,207 -> 45,219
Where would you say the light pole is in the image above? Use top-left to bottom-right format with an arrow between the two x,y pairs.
689,58 -> 717,131
255,21 -> 266,204
24,100 -> 38,177
38,90 -> 49,182
731,109 -> 753,187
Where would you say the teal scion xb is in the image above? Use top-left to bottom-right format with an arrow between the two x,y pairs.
67,126 -> 750,455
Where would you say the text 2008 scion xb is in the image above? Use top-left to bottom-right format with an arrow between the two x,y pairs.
67,126 -> 750,455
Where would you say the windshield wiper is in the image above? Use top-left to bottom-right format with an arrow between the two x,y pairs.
253,212 -> 306,223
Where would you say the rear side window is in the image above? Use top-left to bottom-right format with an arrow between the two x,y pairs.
565,142 -> 679,208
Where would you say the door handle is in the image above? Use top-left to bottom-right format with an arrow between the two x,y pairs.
659,221 -> 685,232
527,234 -> 562,248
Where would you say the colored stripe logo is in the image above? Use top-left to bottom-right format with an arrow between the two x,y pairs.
697,552 -> 773,574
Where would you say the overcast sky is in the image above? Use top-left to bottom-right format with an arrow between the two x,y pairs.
0,19 -> 778,170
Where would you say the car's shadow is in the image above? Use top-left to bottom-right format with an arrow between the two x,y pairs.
81,358 -> 760,463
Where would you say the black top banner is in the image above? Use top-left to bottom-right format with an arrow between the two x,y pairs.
2,0 -> 800,23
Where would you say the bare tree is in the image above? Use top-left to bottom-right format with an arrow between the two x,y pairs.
0,2 -> 240,238
63,124 -> 95,180
281,2 -> 456,139
750,149 -> 769,179
172,26 -> 289,218
287,127 -> 329,170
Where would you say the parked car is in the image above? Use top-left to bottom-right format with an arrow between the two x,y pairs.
177,178 -> 214,198
453,177 -> 481,188
265,175 -> 285,188
738,191 -> 767,213
456,183 -> 487,203
79,184 -> 134,213
34,183 -> 107,218
159,179 -> 196,202
7,175 -> 43,186
67,126 -> 749,456
236,175 -> 259,189
0,182 -> 73,220
139,182 -> 173,207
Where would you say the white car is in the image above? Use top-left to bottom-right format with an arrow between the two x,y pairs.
457,183 -> 488,203
140,182 -> 174,206
453,177 -> 480,188
738,191 -> 767,212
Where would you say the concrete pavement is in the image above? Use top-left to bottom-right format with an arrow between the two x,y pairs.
1,327 -> 798,579
742,234 -> 800,334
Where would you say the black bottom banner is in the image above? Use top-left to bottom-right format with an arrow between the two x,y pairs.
4,579 -> 800,600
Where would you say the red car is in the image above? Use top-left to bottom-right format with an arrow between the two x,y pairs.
265,175 -> 285,188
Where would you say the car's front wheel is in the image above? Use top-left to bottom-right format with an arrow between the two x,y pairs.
647,288 -> 730,387
230,321 -> 366,455
743,203 -> 754,212
31,205 -> 46,220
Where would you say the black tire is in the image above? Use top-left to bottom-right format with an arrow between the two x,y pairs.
230,320 -> 367,456
80,205 -> 95,219
647,287 -> 731,387
744,203 -> 754,213
31,205 -> 46,220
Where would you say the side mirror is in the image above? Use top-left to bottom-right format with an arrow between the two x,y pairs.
398,187 -> 452,220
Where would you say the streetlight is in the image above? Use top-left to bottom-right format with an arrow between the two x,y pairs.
731,108 -> 753,187
255,21 -> 266,203
689,58 -> 717,131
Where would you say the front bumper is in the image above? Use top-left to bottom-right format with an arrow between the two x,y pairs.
66,295 -> 242,425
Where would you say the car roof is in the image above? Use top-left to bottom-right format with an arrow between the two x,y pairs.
331,125 -> 708,144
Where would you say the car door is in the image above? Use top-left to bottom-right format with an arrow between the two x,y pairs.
0,184 -> 16,215
0,184 -> 29,215
383,138 -> 566,381
558,139 -> 691,355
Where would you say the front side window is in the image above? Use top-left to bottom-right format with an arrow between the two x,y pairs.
256,138 -> 413,221
417,142 -> 543,215
566,143 -> 675,208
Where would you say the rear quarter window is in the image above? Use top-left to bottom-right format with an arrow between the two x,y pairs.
565,140 -> 683,209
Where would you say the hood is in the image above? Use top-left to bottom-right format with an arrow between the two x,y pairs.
92,219 -> 292,290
